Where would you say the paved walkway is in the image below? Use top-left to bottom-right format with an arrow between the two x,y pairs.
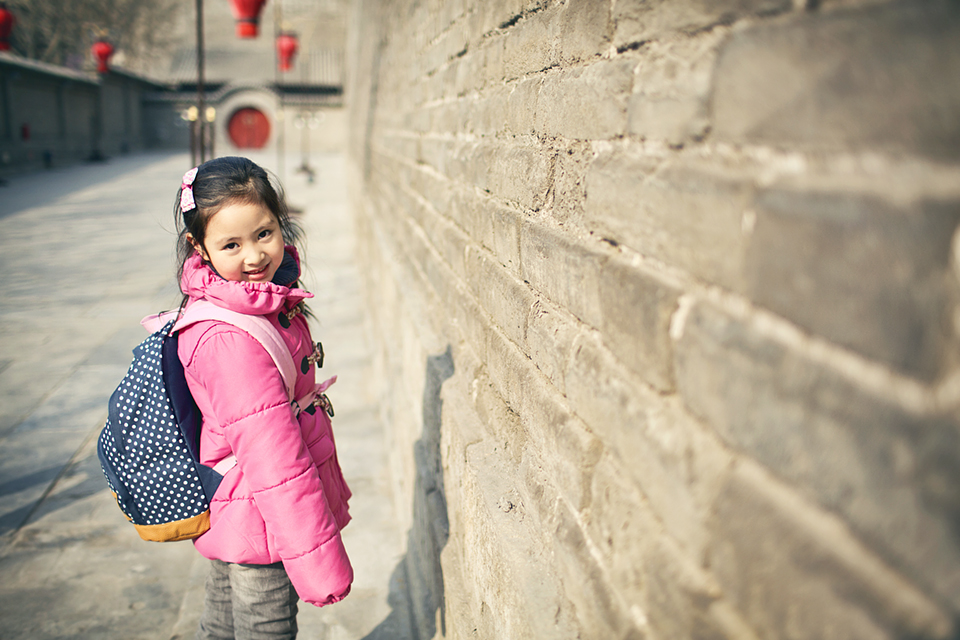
0,151 -> 412,639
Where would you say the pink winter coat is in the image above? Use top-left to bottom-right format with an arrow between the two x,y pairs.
176,248 -> 353,606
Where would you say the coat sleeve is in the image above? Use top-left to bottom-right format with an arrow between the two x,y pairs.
189,326 -> 353,606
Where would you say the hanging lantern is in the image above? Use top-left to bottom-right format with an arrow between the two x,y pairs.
91,39 -> 114,73
276,32 -> 298,72
0,3 -> 15,52
230,0 -> 267,38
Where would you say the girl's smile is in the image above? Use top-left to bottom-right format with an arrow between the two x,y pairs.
191,200 -> 286,284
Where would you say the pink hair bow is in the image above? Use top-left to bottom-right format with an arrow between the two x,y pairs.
180,167 -> 199,213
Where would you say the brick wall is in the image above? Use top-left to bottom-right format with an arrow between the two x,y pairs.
345,1 -> 960,638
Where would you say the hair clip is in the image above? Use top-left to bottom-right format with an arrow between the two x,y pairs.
180,167 -> 199,213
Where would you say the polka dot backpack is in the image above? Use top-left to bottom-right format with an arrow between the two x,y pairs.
97,300 -> 299,542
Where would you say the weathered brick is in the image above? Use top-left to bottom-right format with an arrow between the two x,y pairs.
627,30 -> 723,145
713,0 -> 960,160
513,378 -> 603,513
675,298 -> 960,610
506,76 -> 541,135
464,245 -> 534,348
745,188 -> 960,381
643,536 -> 729,640
709,459 -> 953,640
468,86 -> 510,136
598,254 -> 682,392
526,296 -> 580,394
408,161 -> 455,217
451,141 -> 554,211
549,490 -> 648,640
467,0 -> 531,41
453,188 -> 522,271
502,5 -> 561,81
566,329 -> 721,556
613,0 -> 790,47
535,57 -> 635,140
584,149 -> 752,290
459,439 -> 580,639
481,304 -> 543,416
520,218 -> 605,328
558,0 -> 612,64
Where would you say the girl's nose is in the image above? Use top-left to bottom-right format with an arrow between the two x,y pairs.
244,248 -> 266,264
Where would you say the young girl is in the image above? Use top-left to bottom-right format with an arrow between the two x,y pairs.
173,156 -> 352,639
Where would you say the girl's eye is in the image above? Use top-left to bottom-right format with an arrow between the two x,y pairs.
223,242 -> 238,250
259,229 -> 272,239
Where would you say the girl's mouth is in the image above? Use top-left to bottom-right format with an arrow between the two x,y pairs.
245,264 -> 270,280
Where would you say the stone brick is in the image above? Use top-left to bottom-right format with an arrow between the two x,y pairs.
489,203 -> 521,273
481,305 -> 543,416
535,57 -> 635,140
598,254 -> 683,392
514,379 -> 603,514
565,329 -> 721,557
613,0 -> 791,48
467,86 -> 510,135
675,298 -> 960,610
526,297 -> 580,395
643,536 -> 729,640
584,149 -> 752,290
470,374 -> 526,462
713,0 -> 960,160
548,490 -> 648,640
520,218 -> 605,328
417,135 -> 455,175
709,460 -> 953,640
467,0 -> 531,41
502,5 -> 561,81
459,439 -> 580,639
745,188 -> 960,381
408,161 -> 455,217
427,211 -> 471,286
452,141 -> 554,211
506,76 -> 541,136
558,0 -> 612,64
627,30 -> 724,145
544,140 -> 589,226
464,245 -> 534,348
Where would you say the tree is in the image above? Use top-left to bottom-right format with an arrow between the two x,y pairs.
5,0 -> 183,72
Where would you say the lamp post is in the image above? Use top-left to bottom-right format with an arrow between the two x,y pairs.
195,0 -> 208,164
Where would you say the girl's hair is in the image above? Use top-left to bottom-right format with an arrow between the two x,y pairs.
174,156 -> 304,293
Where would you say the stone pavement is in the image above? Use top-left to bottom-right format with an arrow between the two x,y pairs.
0,151 -> 413,639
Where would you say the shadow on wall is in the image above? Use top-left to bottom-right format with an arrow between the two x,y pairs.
363,346 -> 455,640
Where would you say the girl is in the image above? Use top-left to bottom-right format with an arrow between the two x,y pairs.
173,156 -> 352,639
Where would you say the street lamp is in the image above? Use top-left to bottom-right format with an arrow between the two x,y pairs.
276,32 -> 298,72
230,0 -> 268,38
0,4 -> 14,52
91,39 -> 115,73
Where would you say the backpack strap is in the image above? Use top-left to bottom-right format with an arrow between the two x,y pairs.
140,300 -> 327,478
171,300 -> 297,401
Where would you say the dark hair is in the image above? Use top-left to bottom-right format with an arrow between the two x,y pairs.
174,156 -> 304,294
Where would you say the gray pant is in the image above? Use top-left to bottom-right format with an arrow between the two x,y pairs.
196,559 -> 300,640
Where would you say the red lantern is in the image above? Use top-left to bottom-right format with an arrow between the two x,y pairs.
0,4 -> 15,52
230,0 -> 267,38
91,39 -> 114,73
276,32 -> 298,72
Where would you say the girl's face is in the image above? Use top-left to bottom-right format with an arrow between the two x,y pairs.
191,200 -> 285,284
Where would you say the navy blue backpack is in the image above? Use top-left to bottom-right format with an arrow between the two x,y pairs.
97,301 -> 297,542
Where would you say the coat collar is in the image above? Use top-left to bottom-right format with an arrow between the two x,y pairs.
181,246 -> 313,315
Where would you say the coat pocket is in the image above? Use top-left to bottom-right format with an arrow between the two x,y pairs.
307,434 -> 335,466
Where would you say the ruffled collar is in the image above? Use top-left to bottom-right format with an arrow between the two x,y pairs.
180,245 -> 313,315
